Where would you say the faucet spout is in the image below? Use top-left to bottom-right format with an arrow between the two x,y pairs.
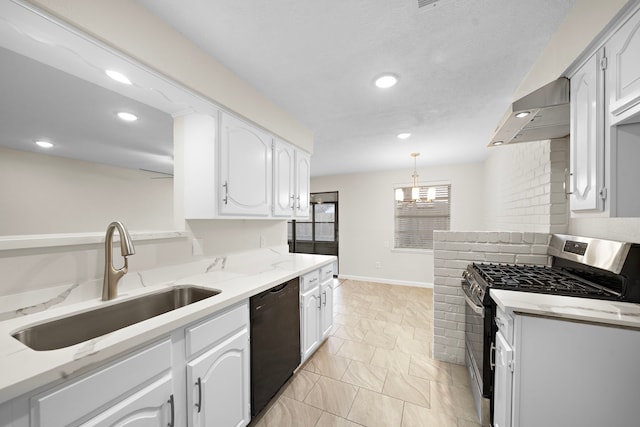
102,221 -> 136,301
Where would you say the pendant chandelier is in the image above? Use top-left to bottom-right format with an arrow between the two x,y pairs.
395,152 -> 436,203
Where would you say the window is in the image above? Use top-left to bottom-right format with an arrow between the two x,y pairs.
394,184 -> 451,250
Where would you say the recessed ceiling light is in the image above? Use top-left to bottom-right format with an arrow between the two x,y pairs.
35,140 -> 53,148
492,141 -> 504,146
117,112 -> 138,122
105,70 -> 132,85
515,111 -> 531,118
374,74 -> 398,89
397,132 -> 411,139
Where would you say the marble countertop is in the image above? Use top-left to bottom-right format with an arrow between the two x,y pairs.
490,289 -> 640,328
0,246 -> 335,405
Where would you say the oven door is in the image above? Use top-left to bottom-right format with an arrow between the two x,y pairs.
462,278 -> 493,398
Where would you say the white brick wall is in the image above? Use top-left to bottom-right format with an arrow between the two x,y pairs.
484,139 -> 569,234
432,231 -> 550,364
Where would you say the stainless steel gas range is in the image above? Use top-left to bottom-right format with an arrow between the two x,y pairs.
461,234 -> 640,425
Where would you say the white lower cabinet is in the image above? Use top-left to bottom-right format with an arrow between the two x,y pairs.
186,329 -> 250,427
185,302 -> 250,427
31,339 -> 173,427
7,301 -> 251,427
300,265 -> 334,363
493,310 -> 640,427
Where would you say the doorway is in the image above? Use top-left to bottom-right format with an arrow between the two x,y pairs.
288,191 -> 338,261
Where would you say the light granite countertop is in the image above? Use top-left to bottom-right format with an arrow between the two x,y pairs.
490,289 -> 640,328
0,246 -> 335,405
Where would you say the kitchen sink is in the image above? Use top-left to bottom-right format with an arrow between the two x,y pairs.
12,285 -> 221,351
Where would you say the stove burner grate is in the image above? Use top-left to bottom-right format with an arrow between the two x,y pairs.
470,263 -> 618,298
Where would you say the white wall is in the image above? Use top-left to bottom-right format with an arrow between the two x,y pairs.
0,147 -> 174,235
311,162 -> 485,286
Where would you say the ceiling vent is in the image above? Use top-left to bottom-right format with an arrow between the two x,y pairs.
418,0 -> 440,8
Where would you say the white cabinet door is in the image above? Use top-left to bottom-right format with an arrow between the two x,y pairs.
607,7 -> 640,122
514,315 -> 640,427
274,142 -> 311,219
273,139 -> 296,217
570,49 -> 605,211
80,375 -> 173,427
187,328 -> 250,427
301,286 -> 321,362
219,112 -> 272,216
294,150 -> 311,218
320,280 -> 333,340
492,331 -> 513,427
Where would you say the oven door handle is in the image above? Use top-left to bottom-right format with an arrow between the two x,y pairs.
462,280 -> 485,316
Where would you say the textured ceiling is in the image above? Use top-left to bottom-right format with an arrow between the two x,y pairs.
138,0 -> 577,176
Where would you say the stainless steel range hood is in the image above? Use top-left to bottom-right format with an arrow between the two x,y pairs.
489,77 -> 570,146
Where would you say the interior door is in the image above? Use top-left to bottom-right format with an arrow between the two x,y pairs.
289,191 -> 338,258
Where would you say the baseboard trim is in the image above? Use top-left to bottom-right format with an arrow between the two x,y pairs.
337,274 -> 433,288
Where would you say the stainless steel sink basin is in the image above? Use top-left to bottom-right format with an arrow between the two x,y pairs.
12,285 -> 221,351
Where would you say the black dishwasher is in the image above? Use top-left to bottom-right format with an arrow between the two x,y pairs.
250,277 -> 301,417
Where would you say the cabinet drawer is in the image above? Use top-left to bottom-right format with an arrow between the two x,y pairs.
495,307 -> 513,345
300,270 -> 320,293
185,301 -> 249,358
320,264 -> 334,283
32,339 -> 172,427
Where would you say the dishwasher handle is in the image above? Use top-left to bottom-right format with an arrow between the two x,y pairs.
270,282 -> 288,293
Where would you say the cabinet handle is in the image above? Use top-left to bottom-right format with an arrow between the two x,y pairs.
490,342 -> 496,369
223,181 -> 229,205
563,168 -> 573,199
290,194 -> 295,209
296,194 -> 301,210
168,394 -> 175,427
322,290 -> 327,306
195,377 -> 203,413
317,295 -> 321,309
308,277 -> 318,284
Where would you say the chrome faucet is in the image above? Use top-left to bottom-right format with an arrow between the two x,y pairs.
102,221 -> 135,301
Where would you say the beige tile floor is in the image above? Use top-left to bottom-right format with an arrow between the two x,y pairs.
251,279 -> 482,427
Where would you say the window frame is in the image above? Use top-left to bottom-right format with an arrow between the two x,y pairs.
392,181 -> 451,251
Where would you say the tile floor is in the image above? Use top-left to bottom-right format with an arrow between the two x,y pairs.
251,279 -> 481,427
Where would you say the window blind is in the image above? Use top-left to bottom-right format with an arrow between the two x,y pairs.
394,184 -> 451,249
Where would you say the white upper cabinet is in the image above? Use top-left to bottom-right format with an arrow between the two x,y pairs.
607,7 -> 640,124
219,112 -> 273,216
182,111 -> 310,219
273,138 -> 311,218
570,49 -> 605,211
